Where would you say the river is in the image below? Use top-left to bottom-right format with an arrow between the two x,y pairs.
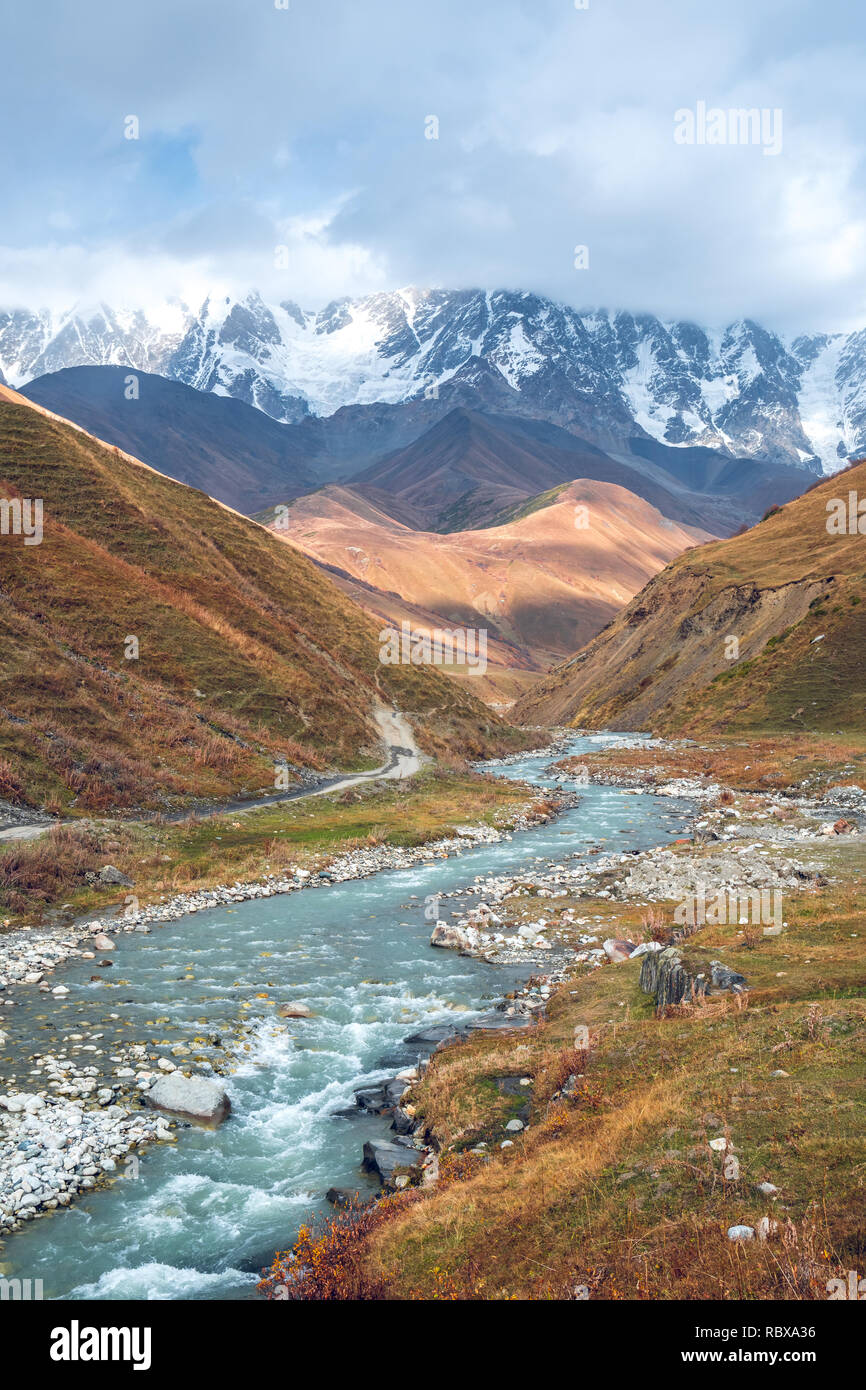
0,734 -> 692,1300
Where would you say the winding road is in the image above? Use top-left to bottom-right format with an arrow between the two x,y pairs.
0,704 -> 424,843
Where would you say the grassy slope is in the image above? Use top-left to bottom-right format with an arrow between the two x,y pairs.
514,461 -> 866,736
0,394 -> 528,813
483,482 -> 569,529
368,866 -> 866,1300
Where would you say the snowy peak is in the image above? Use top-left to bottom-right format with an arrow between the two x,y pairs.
0,302 -> 185,386
2,287 -> 865,472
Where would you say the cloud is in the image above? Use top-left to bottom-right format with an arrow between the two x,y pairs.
2,0 -> 865,329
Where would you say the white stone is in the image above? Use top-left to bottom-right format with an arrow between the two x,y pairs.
727,1225 -> 755,1241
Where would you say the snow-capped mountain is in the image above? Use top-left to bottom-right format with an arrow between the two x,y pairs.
0,303 -> 188,386
2,288 -> 864,473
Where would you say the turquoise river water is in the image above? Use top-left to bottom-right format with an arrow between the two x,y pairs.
0,734 -> 692,1299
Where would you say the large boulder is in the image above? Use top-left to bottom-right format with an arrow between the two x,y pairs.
640,946 -> 700,1009
354,1078 -> 406,1114
98,865 -> 134,887
362,1139 -> 424,1184
277,1002 -> 313,1018
145,1072 -> 230,1126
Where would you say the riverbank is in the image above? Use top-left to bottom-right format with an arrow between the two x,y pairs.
264,737 -> 866,1301
0,766 -> 546,930
0,773 -> 571,1239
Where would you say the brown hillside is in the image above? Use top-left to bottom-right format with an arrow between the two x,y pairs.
0,389 -> 525,813
514,462 -> 866,735
268,478 -> 711,677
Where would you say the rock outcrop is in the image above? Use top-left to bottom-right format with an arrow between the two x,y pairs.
362,1139 -> 425,1184
639,946 -> 747,1011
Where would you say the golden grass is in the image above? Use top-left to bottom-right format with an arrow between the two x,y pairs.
555,733 -> 866,793
0,768 -> 541,926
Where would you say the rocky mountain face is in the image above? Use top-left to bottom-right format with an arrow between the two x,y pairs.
0,304 -> 187,384
3,289 -> 864,473
349,407 -> 803,535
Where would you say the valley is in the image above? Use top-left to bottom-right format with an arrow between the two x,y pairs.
0,285 -> 863,1312
266,475 -> 712,689
4,0 -> 864,1336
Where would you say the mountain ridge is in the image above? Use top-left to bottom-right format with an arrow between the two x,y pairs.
20,366 -> 318,513
3,288 -> 865,474
267,474 -> 713,677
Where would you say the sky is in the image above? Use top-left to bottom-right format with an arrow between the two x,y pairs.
2,0 -> 864,331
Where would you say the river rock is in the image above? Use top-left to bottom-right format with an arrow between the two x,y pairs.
353,1084 -> 390,1114
277,1002 -> 313,1018
430,923 -> 469,950
92,934 -> 116,951
362,1139 -> 424,1184
354,1078 -> 406,1114
603,938 -> 636,962
326,1187 -> 371,1209
629,941 -> 663,958
144,1073 -> 230,1126
391,1106 -> 415,1135
403,1023 -> 462,1047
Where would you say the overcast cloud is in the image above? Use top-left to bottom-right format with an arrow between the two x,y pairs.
2,0 -> 864,330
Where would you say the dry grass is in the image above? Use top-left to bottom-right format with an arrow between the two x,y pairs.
515,459 -> 866,737
0,399 -> 531,813
554,733 -> 866,795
